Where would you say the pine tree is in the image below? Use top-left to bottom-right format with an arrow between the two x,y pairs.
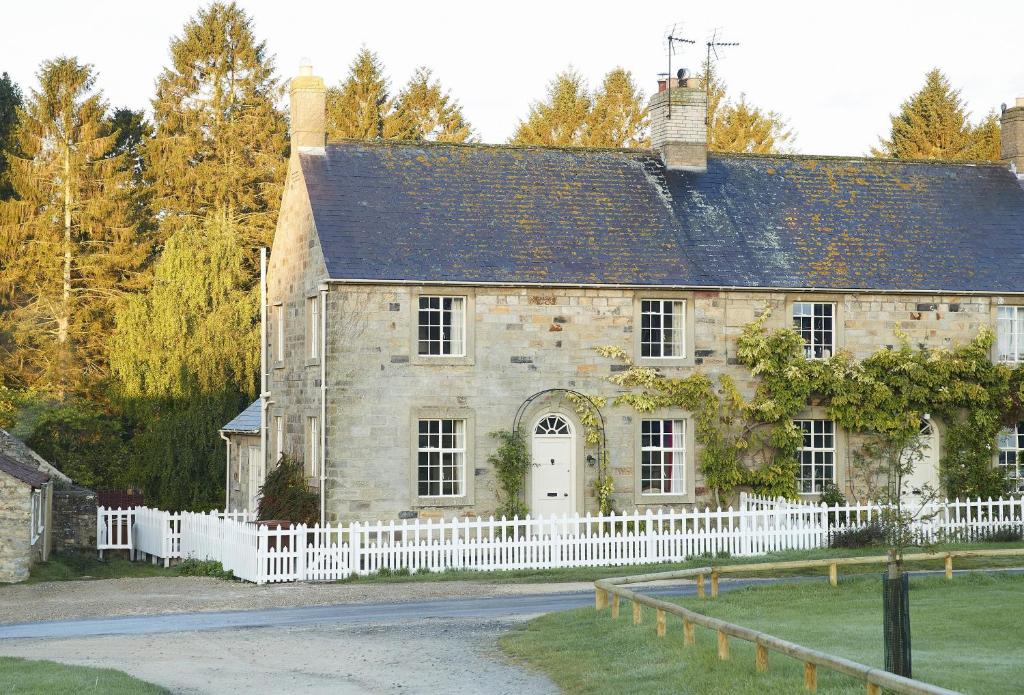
147,1 -> 287,247
110,210 -> 258,509
873,69 -> 975,160
510,70 -> 591,146
326,47 -> 410,140
392,67 -> 474,142
700,62 -> 794,154
583,68 -> 648,148
964,111 -> 1001,162
0,72 -> 22,200
0,57 -> 150,399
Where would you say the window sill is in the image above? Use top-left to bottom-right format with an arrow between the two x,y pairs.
304,357 -> 321,368
636,357 -> 694,369
414,496 -> 472,509
272,361 -> 285,370
638,493 -> 694,505
411,355 -> 475,367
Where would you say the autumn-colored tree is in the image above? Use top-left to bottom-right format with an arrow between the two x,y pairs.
0,72 -> 22,200
326,47 -> 411,140
583,68 -> 648,148
392,67 -> 474,142
701,62 -> 794,154
873,68 -> 999,161
147,1 -> 287,247
510,70 -> 591,146
0,57 -> 150,399
110,210 -> 258,508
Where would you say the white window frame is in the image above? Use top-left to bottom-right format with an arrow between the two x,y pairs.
30,489 -> 43,545
274,415 -> 284,462
307,296 -> 319,360
639,419 -> 686,496
275,303 -> 285,362
998,423 -> 1024,492
996,306 -> 1023,364
417,296 -> 466,357
795,419 -> 836,494
307,416 -> 319,478
416,418 -> 466,497
640,299 -> 686,359
793,302 -> 835,359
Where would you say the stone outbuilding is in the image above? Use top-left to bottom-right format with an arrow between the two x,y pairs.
0,454 -> 51,583
221,400 -> 263,512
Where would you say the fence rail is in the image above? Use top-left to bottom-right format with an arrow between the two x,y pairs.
97,494 -> 1024,585
593,551 -> 1024,694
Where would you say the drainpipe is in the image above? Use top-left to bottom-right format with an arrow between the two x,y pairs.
319,284 -> 328,527
260,248 -> 269,510
220,432 -> 231,510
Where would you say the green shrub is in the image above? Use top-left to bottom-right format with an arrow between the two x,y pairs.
257,454 -> 318,525
177,559 -> 235,579
829,524 -> 885,549
488,428 -> 531,519
377,567 -> 393,577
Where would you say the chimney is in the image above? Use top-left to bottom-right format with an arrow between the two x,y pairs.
649,69 -> 707,171
290,60 -> 326,152
1001,97 -> 1024,176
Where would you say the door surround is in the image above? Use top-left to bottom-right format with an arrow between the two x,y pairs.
528,409 -> 584,516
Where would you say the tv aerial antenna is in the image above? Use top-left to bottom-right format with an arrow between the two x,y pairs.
663,23 -> 695,119
704,28 -> 740,125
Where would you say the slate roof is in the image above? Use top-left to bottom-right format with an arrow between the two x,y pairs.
301,141 -> 1024,293
0,454 -> 50,488
221,400 -> 261,434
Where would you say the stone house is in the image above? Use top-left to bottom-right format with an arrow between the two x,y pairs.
0,429 -> 69,582
223,64 -> 1024,522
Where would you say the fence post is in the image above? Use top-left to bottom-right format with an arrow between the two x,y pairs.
756,643 -> 768,672
595,588 -> 607,610
611,594 -> 620,619
96,507 -> 104,560
828,563 -> 838,587
711,570 -> 719,599
804,662 -> 817,692
717,630 -> 729,660
632,599 -> 641,625
683,618 -> 695,646
350,522 -> 362,576
697,573 -> 705,598
944,553 -> 953,580
656,608 -> 666,637
296,523 -> 307,581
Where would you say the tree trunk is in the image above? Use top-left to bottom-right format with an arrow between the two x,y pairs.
58,142 -> 73,400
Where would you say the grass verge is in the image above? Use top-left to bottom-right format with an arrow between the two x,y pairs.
0,656 -> 167,694
500,572 -> 1024,694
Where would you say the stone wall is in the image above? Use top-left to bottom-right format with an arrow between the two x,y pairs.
226,434 -> 262,513
306,285 -> 1006,522
0,475 -> 32,583
51,485 -> 96,554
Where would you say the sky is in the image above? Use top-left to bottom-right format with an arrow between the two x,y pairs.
2,0 -> 1023,156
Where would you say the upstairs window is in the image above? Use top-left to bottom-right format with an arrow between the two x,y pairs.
793,302 -> 834,359
307,296 -> 319,359
640,299 -> 686,358
418,296 -> 465,356
795,419 -> 835,494
307,416 -> 320,478
998,423 -> 1024,492
997,306 -> 1023,364
275,304 -> 285,362
417,419 -> 465,497
640,419 -> 686,495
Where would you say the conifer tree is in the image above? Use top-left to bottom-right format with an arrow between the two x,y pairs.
583,68 -> 648,148
0,72 -> 22,200
0,57 -> 150,399
147,1 -> 287,247
510,70 -> 591,146
964,111 -> 1001,162
700,62 -> 794,154
326,47 -> 409,140
392,67 -> 474,142
110,210 -> 258,509
873,69 -> 975,160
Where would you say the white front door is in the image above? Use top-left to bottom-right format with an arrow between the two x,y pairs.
905,418 -> 940,498
531,414 -> 575,517
247,445 -> 265,512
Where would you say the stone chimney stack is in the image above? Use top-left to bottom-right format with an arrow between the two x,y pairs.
289,60 -> 326,152
649,70 -> 707,172
1001,97 -> 1024,176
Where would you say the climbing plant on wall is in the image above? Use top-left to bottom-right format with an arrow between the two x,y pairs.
595,311 -> 1023,504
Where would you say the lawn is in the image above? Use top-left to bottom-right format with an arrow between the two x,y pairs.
0,657 -> 166,694
500,572 -> 1024,694
18,552 -> 179,584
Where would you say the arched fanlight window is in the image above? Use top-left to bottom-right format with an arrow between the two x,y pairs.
919,417 -> 934,437
535,414 -> 571,435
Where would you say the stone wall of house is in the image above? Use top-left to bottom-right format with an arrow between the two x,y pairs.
51,484 -> 96,554
0,475 -> 32,583
227,434 -> 262,513
302,284 -> 1008,522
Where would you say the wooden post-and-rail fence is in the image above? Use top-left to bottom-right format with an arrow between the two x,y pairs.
594,550 -> 1024,694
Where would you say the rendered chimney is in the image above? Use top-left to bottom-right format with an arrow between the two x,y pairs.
1000,97 -> 1024,175
649,71 -> 707,171
290,60 -> 326,152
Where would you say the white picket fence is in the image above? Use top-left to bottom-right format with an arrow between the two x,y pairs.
97,494 -> 1024,585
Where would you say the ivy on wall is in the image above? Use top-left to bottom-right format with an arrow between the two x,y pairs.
596,311 -> 1023,503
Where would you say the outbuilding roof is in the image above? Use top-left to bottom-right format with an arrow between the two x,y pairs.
301,141 -> 1024,293
221,400 -> 261,434
0,454 -> 50,488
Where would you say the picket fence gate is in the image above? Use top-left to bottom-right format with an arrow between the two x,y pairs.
96,494 -> 1024,584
